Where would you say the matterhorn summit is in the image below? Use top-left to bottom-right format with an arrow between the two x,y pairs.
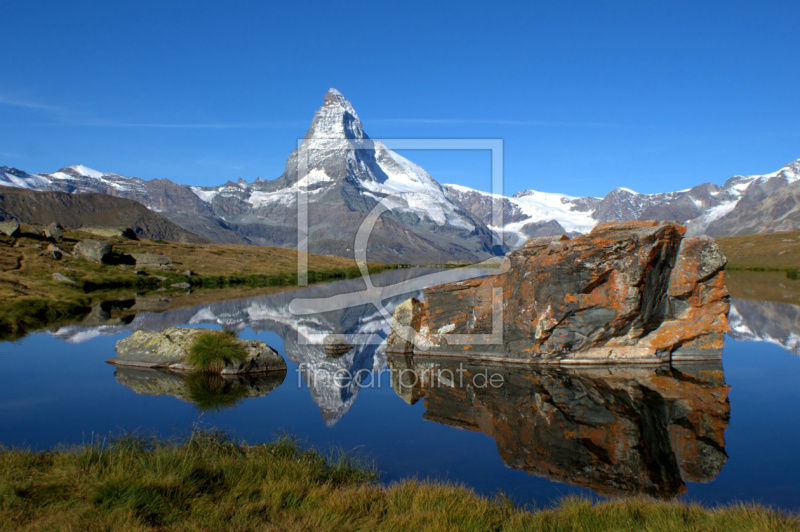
188,88 -> 504,263
7,89 -> 799,256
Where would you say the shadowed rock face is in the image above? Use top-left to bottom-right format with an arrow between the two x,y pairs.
388,221 -> 730,364
388,356 -> 730,498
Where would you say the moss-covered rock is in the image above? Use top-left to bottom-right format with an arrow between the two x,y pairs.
108,327 -> 286,374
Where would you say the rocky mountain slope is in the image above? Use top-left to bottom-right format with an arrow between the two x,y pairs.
2,90 -> 798,255
445,159 -> 800,247
0,186 -> 208,243
0,90 -> 502,264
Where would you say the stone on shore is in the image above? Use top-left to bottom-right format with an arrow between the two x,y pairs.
47,244 -> 71,257
73,239 -> 113,263
387,221 -> 729,364
0,220 -> 20,238
109,327 -> 286,374
132,252 -> 173,270
44,223 -> 64,242
52,272 -> 76,284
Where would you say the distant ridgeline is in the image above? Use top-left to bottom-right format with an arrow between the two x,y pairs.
0,186 -> 207,243
1,89 -> 799,262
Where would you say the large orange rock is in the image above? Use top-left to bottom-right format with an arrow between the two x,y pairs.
387,221 -> 729,363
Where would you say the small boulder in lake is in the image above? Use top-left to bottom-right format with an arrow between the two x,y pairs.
44,223 -> 64,243
0,220 -> 20,238
109,327 -> 286,374
132,252 -> 173,270
73,239 -> 113,263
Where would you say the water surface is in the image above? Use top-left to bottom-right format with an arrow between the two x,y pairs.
1,268 -> 799,509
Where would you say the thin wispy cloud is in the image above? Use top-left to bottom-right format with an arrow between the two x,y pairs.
0,119 -> 307,129
0,92 -> 305,129
87,120 -> 306,129
0,93 -> 67,113
373,118 -> 622,128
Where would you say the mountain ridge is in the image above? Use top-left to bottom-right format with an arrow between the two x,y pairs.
444,158 -> 800,247
0,185 -> 209,243
2,88 -> 799,254
1,89 -> 502,264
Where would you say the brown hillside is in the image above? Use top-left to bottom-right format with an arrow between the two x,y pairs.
0,186 -> 208,244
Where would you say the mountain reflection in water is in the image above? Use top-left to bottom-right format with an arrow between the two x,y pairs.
388,355 -> 730,499
42,260 -> 800,428
5,269 -> 800,506
51,268 -> 493,425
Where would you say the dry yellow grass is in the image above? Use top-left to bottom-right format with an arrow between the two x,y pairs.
716,230 -> 800,271
0,226 -> 397,339
0,431 -> 797,531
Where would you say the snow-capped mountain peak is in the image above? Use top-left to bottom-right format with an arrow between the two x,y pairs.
68,165 -> 105,178
305,88 -> 365,142
4,89 -> 800,257
322,88 -> 358,116
0,167 -> 50,189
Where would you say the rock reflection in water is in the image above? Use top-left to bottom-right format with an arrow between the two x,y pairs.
113,367 -> 286,412
53,268 -> 493,425
388,355 -> 730,498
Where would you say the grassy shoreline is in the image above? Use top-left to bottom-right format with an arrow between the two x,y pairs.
716,230 -> 800,271
0,431 -> 796,531
0,227 -> 399,340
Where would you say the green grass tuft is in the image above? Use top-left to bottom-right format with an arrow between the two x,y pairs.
0,430 -> 796,531
186,329 -> 248,373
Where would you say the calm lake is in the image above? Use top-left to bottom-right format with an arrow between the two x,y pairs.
1,268 -> 799,510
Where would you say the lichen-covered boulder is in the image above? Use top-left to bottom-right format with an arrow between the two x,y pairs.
108,327 -> 286,374
386,298 -> 424,354
388,221 -> 729,364
73,239 -> 112,263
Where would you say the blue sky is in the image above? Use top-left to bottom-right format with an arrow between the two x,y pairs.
1,0 -> 799,197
